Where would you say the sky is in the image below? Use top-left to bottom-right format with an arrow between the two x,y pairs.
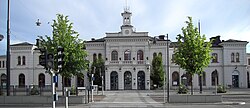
0,0 -> 250,55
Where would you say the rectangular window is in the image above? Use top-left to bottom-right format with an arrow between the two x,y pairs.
2,61 -> 4,68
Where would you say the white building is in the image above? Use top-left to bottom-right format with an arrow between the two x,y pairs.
0,10 -> 249,91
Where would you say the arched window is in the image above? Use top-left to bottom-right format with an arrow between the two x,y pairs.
38,73 -> 45,87
231,53 -> 235,62
19,73 -> 25,88
236,52 -> 240,62
64,77 -> 71,87
18,56 -> 21,65
172,72 -> 179,86
93,53 -> 97,62
137,50 -> 144,60
212,53 -> 218,63
111,51 -> 118,61
1,74 -> 7,88
22,56 -> 26,65
153,52 -> 157,58
211,70 -> 218,86
158,52 -> 162,57
124,49 -> 131,60
98,53 -> 102,59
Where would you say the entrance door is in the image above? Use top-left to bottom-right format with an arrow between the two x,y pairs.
124,71 -> 132,90
232,71 -> 239,88
110,71 -> 118,90
137,71 -> 145,90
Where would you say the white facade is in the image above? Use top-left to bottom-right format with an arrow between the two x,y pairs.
0,10 -> 249,91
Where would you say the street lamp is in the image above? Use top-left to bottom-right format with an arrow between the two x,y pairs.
0,34 -> 4,41
166,34 -> 170,103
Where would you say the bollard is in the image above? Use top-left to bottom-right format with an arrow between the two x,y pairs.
65,88 -> 70,108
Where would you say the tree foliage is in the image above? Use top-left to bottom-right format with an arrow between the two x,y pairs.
91,56 -> 105,86
174,16 -> 212,94
151,54 -> 164,87
38,14 -> 89,78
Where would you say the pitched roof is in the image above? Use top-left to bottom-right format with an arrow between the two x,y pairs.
10,42 -> 33,46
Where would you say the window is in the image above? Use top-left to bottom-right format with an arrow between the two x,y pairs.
171,54 -> 175,63
1,74 -> 7,88
111,51 -> 118,61
172,72 -> 179,86
198,72 -> 206,86
211,70 -> 218,86
0,61 -> 1,68
231,53 -> 235,62
2,61 -> 4,68
158,52 -> 162,57
38,73 -> 45,87
18,56 -> 21,65
64,77 -> 71,87
212,53 -> 218,63
153,52 -> 157,58
248,59 -> 250,65
236,52 -> 240,62
19,73 -> 25,88
98,53 -> 102,59
124,49 -> 131,60
77,76 -> 84,87
22,56 -> 26,65
137,50 -> 144,60
93,53 -> 97,62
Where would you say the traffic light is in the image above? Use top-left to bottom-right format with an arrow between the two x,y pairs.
57,46 -> 64,71
47,53 -> 54,69
39,48 -> 47,69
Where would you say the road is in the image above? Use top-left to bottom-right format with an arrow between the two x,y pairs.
1,89 -> 250,108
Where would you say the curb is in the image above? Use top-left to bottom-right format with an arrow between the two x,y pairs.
221,102 -> 246,105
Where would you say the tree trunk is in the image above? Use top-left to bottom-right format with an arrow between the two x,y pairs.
62,75 -> 65,96
191,75 -> 193,95
199,75 -> 202,94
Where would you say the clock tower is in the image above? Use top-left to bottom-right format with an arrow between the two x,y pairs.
121,9 -> 133,36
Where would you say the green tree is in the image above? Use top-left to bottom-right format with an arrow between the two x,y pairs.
151,54 -> 164,88
91,56 -> 104,86
38,14 -> 89,94
174,17 -> 212,94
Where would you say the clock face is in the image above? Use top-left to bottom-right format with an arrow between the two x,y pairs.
125,30 -> 130,35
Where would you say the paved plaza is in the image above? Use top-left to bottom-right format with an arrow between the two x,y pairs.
1,89 -> 250,108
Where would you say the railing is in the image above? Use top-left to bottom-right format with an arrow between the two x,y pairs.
0,85 -> 52,96
107,60 -> 146,65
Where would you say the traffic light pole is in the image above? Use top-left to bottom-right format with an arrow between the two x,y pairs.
52,71 -> 56,108
91,74 -> 94,102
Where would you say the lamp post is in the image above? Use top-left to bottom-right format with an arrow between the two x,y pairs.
166,34 -> 170,103
6,0 -> 11,96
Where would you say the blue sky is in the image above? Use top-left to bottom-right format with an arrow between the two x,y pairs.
0,0 -> 250,55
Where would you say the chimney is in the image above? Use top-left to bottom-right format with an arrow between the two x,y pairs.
91,38 -> 95,41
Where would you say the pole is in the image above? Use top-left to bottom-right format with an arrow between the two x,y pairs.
166,34 -> 170,103
91,74 -> 94,102
163,68 -> 166,103
6,0 -> 11,96
65,88 -> 68,108
102,76 -> 104,95
52,71 -> 56,108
